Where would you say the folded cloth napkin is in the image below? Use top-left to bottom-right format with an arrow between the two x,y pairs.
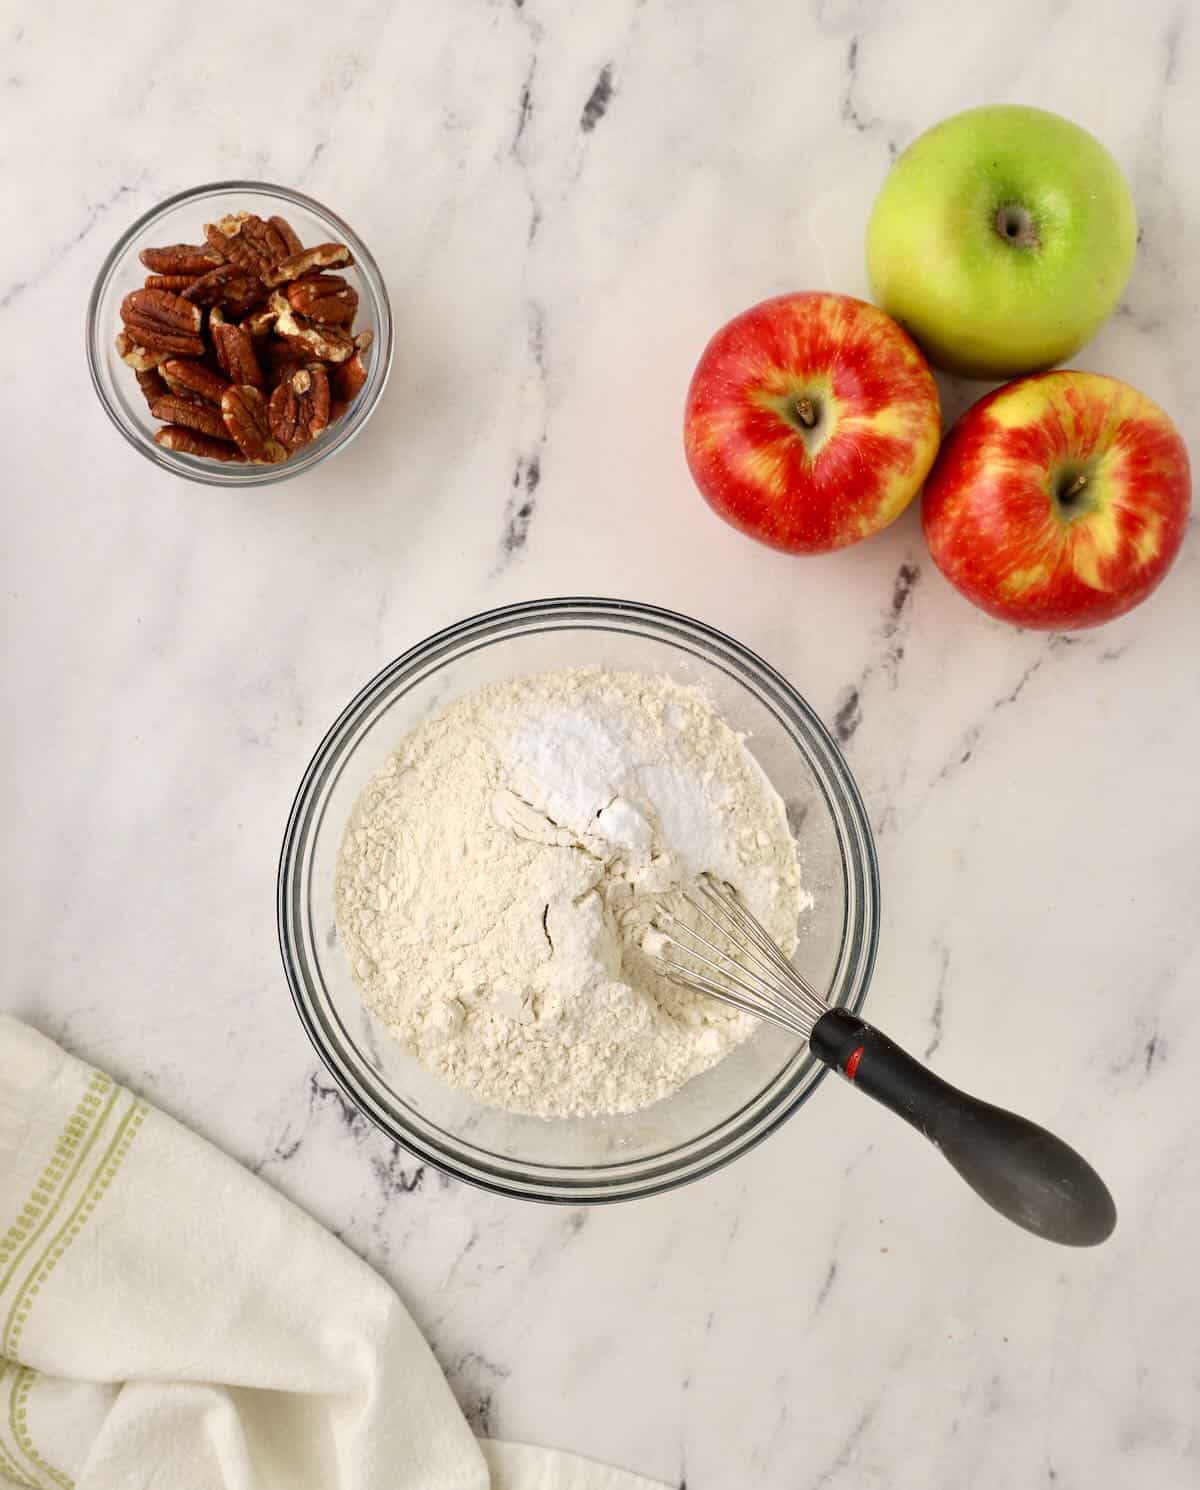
0,1018 -> 666,1490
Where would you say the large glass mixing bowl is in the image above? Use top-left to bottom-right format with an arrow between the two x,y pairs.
278,599 -> 879,1201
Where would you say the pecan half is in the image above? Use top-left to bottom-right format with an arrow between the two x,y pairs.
120,289 -> 205,356
150,394 -> 233,442
212,321 -> 264,388
204,213 -> 291,279
144,273 -> 200,293
287,273 -> 358,326
115,331 -> 170,371
260,339 -> 310,390
270,291 -> 353,362
183,263 -> 265,315
139,243 -> 223,275
155,426 -> 247,461
135,366 -> 167,409
220,385 -> 288,463
160,358 -> 229,406
241,303 -> 279,340
330,329 -> 373,407
269,215 -> 304,257
263,242 -> 353,287
268,365 -> 331,450
331,347 -> 369,406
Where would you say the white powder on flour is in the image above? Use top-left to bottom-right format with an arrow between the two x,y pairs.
335,667 -> 807,1118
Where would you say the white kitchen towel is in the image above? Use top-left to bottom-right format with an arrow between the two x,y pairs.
0,1017 -> 667,1490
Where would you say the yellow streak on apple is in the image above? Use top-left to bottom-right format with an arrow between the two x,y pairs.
1133,512 -> 1164,565
985,384 -> 1060,430
1001,565 -> 1050,597
842,404 -> 917,445
738,443 -> 789,497
693,410 -> 741,455
1070,507 -> 1122,590
864,470 -> 924,535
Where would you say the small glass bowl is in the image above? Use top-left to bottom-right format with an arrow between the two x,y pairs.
278,599 -> 880,1202
85,181 -> 393,487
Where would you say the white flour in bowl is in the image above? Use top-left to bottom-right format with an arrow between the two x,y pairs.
335,667 -> 808,1118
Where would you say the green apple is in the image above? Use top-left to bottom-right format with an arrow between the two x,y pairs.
866,105 -> 1136,379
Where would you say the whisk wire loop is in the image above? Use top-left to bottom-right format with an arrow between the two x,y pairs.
651,874 -> 829,1040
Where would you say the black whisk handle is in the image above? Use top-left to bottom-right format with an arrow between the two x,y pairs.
810,1007 -> 1116,1247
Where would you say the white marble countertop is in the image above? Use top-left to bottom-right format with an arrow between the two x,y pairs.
5,1 -> 1199,1485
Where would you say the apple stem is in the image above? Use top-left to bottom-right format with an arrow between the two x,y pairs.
794,397 -> 818,429
1061,473 -> 1088,503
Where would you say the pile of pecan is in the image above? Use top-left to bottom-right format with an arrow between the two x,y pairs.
116,210 -> 372,465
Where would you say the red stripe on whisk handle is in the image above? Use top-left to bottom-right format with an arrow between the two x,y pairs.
844,1044 -> 865,1082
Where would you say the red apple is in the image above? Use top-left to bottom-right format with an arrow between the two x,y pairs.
923,371 -> 1190,629
683,292 -> 941,553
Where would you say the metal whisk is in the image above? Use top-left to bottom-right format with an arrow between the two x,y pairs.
649,874 -> 831,1040
647,874 -> 1116,1248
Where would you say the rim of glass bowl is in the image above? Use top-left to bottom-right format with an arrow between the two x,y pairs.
278,598 -> 880,1202
85,180 -> 394,488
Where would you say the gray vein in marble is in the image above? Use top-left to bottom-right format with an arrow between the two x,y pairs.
718,1187 -> 746,1261
444,1348 -> 512,1437
1118,7 -> 1193,358
441,1229 -> 480,1290
502,5 -> 549,251
935,652 -> 1047,784
509,0 -> 543,165
526,1208 -> 590,1274
580,64 -> 615,132
307,1068 -> 375,1141
491,0 -> 556,570
833,559 -> 920,744
924,943 -> 950,1059
249,1123 -> 304,1175
258,1070 -> 428,1219
497,299 -> 548,565
369,1146 -> 426,1197
839,1141 -> 875,1182
1162,6 -> 1184,84
812,1257 -> 838,1314
751,1386 -> 793,1478
833,687 -> 861,745
513,56 -> 536,152
502,447 -> 542,556
839,37 -> 897,159
300,138 -> 329,181
1107,1001 -> 1171,1083
2,180 -> 140,311
807,1403 -> 878,1489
